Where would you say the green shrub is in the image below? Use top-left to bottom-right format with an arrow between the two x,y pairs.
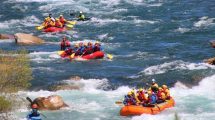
0,49 -> 32,93
0,96 -> 11,113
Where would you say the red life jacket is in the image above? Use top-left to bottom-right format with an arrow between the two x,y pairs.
55,21 -> 62,28
87,46 -> 93,54
60,41 -> 66,47
157,91 -> 163,99
65,40 -> 70,47
59,17 -> 66,25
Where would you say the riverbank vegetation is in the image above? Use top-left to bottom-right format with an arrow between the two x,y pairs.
0,49 -> 32,119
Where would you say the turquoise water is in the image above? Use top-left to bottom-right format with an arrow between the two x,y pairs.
0,0 -> 215,119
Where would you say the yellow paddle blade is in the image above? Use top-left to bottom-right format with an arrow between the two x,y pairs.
66,24 -> 73,28
67,21 -> 77,25
115,101 -> 123,104
57,51 -> 64,55
107,54 -> 113,59
70,53 -> 75,59
36,25 -> 44,30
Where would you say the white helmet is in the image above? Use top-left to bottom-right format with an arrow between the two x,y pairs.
152,79 -> 156,82
80,11 -> 83,14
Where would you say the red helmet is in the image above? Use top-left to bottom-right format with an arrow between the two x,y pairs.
32,104 -> 38,109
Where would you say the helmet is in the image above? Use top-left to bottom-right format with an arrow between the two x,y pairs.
147,91 -> 152,95
162,85 -> 167,89
32,104 -> 38,109
159,87 -> 163,90
56,18 -> 59,21
84,42 -> 88,46
95,41 -> 100,44
131,89 -> 135,94
60,14 -> 63,17
88,42 -> 92,46
152,79 -> 156,83
79,42 -> 83,46
80,11 -> 83,14
63,36 -> 67,39
128,92 -> 132,95
74,43 -> 79,47
138,88 -> 143,91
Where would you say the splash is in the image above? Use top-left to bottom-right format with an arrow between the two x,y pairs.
141,60 -> 215,75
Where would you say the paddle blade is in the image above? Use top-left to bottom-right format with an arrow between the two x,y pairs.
107,54 -> 113,59
115,101 -> 123,104
36,25 -> 44,30
70,53 -> 75,59
57,51 -> 64,55
67,21 -> 77,25
66,24 -> 74,28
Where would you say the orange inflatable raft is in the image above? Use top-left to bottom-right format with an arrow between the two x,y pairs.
120,98 -> 175,116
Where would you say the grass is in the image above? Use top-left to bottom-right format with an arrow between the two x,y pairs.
0,49 -> 32,119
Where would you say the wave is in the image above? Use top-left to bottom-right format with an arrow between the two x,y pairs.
141,60 -> 215,75
16,73 -> 215,120
29,51 -> 60,63
174,27 -> 190,33
132,74 -> 215,120
0,15 -> 41,29
194,16 -> 215,28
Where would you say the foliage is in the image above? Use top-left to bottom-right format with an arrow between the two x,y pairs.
0,49 -> 32,93
0,96 -> 11,113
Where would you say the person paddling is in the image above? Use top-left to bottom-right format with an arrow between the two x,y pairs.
78,11 -> 86,21
27,104 -> 42,120
93,41 -> 101,52
58,15 -> 67,26
60,36 -> 71,50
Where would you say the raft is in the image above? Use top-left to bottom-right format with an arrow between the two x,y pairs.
43,27 -> 67,32
58,51 -> 104,60
120,98 -> 175,116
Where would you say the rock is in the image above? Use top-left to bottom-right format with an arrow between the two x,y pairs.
174,81 -> 189,89
210,40 -> 215,48
48,76 -> 82,91
32,95 -> 68,110
0,34 -> 14,39
48,83 -> 80,91
69,76 -> 81,81
204,57 -> 215,65
14,33 -> 44,45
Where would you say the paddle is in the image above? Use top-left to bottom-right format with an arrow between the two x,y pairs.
66,24 -> 73,28
36,25 -> 44,30
26,97 -> 47,118
107,54 -> 113,60
57,51 -> 65,55
70,53 -> 75,59
115,101 -> 123,104
67,21 -> 77,25
26,97 -> 33,104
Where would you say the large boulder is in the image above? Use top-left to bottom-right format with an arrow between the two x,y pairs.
14,33 -> 44,45
204,57 -> 215,65
32,95 -> 68,110
0,34 -> 14,39
210,40 -> 215,48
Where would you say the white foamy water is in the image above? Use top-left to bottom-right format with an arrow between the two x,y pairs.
175,27 -> 190,33
16,74 -> 215,120
194,16 -> 215,28
141,60 -> 215,75
29,51 -> 60,63
132,74 -> 215,120
0,15 -> 41,29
